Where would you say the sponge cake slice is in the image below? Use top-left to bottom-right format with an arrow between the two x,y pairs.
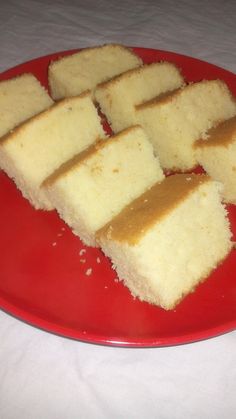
195,115 -> 236,204
136,80 -> 236,171
95,61 -> 184,133
0,73 -> 53,138
97,174 -> 232,310
43,125 -> 164,246
0,92 -> 106,210
49,44 -> 143,100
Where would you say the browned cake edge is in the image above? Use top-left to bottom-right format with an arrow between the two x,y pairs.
195,115 -> 236,148
96,174 -> 211,245
135,79 -> 230,111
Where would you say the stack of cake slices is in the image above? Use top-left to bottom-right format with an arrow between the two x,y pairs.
0,43 -> 235,310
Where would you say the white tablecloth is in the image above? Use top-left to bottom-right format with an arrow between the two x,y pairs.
0,1 -> 235,418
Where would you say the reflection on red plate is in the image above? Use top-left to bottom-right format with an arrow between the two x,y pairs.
0,47 -> 235,347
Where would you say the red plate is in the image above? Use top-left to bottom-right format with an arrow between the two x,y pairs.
0,47 -> 236,347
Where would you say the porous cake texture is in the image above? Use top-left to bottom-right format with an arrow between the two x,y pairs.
0,92 -> 106,210
95,62 -> 184,133
195,115 -> 236,204
0,73 -> 53,138
43,126 -> 164,246
136,79 -> 236,171
49,44 -> 143,100
97,174 -> 232,310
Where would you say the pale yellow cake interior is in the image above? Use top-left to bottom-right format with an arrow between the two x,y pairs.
95,61 -> 184,133
49,44 -> 142,100
0,92 -> 106,210
0,73 -> 53,138
196,115 -> 236,203
43,126 -> 164,246
97,174 -> 232,310
0,47 -> 234,311
136,79 -> 236,171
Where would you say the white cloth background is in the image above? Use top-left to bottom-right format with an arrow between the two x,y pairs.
0,1 -> 235,418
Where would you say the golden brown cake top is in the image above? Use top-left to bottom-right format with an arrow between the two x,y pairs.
97,174 -> 210,245
42,125 -> 142,187
195,115 -> 236,148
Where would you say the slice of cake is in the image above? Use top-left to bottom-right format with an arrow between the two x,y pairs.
136,79 -> 236,171
43,126 -> 164,246
48,44 -> 143,100
97,174 -> 232,310
195,115 -> 236,204
0,92 -> 106,210
0,73 -> 53,138
95,62 -> 184,133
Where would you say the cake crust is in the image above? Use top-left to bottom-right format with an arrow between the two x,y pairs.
195,115 -> 236,148
136,79 -> 235,110
136,87 -> 182,109
97,174 -> 211,244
